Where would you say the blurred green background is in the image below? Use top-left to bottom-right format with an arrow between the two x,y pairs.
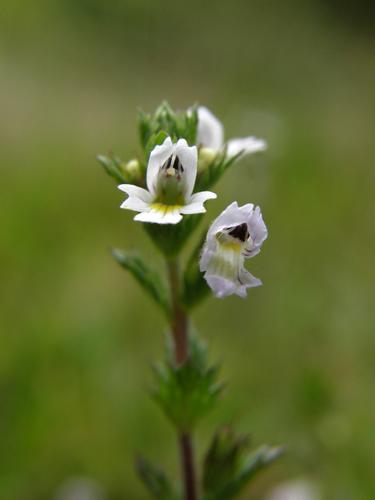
1,0 -> 375,498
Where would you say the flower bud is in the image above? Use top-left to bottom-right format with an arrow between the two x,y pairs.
122,159 -> 141,179
198,147 -> 217,172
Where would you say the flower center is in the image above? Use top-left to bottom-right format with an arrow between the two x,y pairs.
227,223 -> 249,242
162,154 -> 184,178
216,222 -> 251,250
155,154 -> 186,205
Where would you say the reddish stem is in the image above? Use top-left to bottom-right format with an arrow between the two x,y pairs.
167,259 -> 198,500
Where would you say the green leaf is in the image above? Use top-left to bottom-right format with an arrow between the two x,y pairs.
203,427 -> 250,496
203,427 -> 284,500
135,456 -> 178,500
182,230 -> 210,309
97,154 -> 127,184
111,248 -> 170,316
152,333 -> 224,432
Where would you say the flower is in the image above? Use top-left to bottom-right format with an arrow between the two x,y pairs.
118,137 -> 217,224
196,106 -> 267,159
200,201 -> 267,298
266,480 -> 321,500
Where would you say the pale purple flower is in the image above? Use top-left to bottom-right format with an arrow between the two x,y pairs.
200,201 -> 268,298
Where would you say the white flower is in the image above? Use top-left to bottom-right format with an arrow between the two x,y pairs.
118,136 -> 217,224
265,480 -> 321,500
54,477 -> 106,500
200,201 -> 267,298
196,106 -> 267,159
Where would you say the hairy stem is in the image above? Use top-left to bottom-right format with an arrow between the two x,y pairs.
167,259 -> 198,500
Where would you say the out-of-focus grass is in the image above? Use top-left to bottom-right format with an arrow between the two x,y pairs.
1,0 -> 375,498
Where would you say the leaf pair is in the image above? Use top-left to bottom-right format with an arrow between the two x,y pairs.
136,427 -> 283,500
152,334 -> 224,432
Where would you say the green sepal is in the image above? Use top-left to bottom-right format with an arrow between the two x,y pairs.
152,334 -> 224,432
143,214 -> 203,257
203,427 -> 284,500
195,150 -> 242,192
135,455 -> 179,500
182,230 -> 210,309
111,248 -> 170,317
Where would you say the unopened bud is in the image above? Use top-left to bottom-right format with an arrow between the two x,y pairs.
123,159 -> 141,178
198,147 -> 217,172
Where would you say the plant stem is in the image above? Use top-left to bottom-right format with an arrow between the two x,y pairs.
167,258 -> 188,365
167,259 -> 198,500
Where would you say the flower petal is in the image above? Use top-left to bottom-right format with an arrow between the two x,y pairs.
205,275 -> 239,298
207,274 -> 261,298
120,197 -> 150,212
207,201 -> 251,240
197,106 -> 224,150
180,191 -> 217,214
146,137 -> 173,195
246,205 -> 268,256
239,268 -> 262,288
226,137 -> 267,158
134,205 -> 183,225
118,184 -> 153,203
189,191 -> 217,203
175,138 -> 198,199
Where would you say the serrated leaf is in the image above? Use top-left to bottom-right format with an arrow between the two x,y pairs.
111,248 -> 170,316
203,427 -> 250,495
135,456 -> 178,500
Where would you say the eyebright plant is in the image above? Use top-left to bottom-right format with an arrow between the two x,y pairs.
98,102 -> 283,500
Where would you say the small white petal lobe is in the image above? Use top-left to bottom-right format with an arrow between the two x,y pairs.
227,137 -> 267,158
118,184 -> 153,203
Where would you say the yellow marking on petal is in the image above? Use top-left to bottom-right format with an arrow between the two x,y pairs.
150,203 -> 182,214
216,233 -> 243,252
